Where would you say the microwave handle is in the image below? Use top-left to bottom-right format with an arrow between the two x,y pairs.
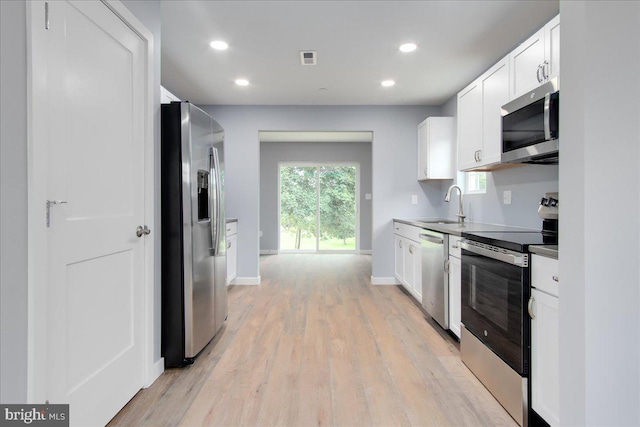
544,92 -> 551,140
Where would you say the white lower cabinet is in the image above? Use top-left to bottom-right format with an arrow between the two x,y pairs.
447,235 -> 462,339
226,221 -> 238,285
393,222 -> 422,303
530,254 -> 559,426
447,255 -> 461,339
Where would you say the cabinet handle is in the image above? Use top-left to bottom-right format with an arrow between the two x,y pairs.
409,244 -> 414,255
424,167 -> 428,176
476,150 -> 481,162
444,259 -> 450,274
399,240 -> 403,248
536,65 -> 543,83
528,296 -> 536,319
227,241 -> 232,249
542,60 -> 549,81
552,275 -> 559,282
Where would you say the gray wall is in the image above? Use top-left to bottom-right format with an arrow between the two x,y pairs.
200,105 -> 447,279
1,0 -> 28,404
560,1 -> 640,425
260,141 -> 373,252
440,96 -> 559,229
0,0 -> 162,403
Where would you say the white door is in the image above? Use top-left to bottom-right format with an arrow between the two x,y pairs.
43,1 -> 146,425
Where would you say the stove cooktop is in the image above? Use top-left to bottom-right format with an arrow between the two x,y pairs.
461,230 -> 558,253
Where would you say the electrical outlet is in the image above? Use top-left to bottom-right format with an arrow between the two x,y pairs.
411,195 -> 418,205
503,190 -> 512,205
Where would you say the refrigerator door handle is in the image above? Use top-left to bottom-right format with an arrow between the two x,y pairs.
211,147 -> 223,255
209,148 -> 218,253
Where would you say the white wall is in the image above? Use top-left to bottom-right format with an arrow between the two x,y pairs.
200,105 -> 448,280
0,0 -> 28,404
260,141 -> 373,252
560,1 -> 640,425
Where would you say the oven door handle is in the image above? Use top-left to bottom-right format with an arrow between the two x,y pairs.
460,241 -> 527,267
544,92 -> 551,140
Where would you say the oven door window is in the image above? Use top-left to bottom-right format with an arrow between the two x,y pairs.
461,249 -> 527,375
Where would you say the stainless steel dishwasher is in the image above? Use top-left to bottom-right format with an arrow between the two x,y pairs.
420,230 -> 449,329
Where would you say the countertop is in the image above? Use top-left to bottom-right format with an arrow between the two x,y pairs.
529,245 -> 558,259
393,218 -> 537,237
226,218 -> 238,224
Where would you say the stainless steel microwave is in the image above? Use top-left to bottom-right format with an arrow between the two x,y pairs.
501,78 -> 559,164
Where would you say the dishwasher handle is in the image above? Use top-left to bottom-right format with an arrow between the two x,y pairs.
419,233 -> 444,245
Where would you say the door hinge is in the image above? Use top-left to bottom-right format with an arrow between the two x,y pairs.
45,2 -> 49,30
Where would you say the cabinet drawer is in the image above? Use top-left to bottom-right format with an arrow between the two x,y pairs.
393,222 -> 421,243
226,221 -> 237,236
531,254 -> 559,297
449,235 -> 462,259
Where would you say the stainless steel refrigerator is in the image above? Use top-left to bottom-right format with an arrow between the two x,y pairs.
161,101 -> 227,367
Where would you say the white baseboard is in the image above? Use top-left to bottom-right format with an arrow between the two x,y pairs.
260,250 -> 278,255
359,250 -> 372,255
232,276 -> 261,285
145,357 -> 165,388
370,276 -> 400,285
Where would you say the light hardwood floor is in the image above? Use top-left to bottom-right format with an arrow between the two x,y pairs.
109,254 -> 516,427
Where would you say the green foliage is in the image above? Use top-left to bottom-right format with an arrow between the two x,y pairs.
280,165 -> 356,249
319,166 -> 356,244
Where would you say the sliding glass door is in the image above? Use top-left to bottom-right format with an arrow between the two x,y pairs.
279,164 -> 358,253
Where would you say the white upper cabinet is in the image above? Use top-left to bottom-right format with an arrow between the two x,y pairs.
417,117 -> 455,180
457,81 -> 483,171
457,15 -> 560,171
481,57 -> 510,167
510,15 -> 560,99
545,15 -> 561,83
457,56 -> 509,171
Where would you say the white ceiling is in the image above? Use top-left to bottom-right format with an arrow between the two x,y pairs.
160,1 -> 559,106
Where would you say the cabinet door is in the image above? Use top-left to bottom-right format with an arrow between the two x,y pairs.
417,119 -> 429,180
531,288 -> 560,426
481,56 -> 510,167
457,81 -> 482,170
408,241 -> 422,301
510,27 -> 545,99
544,15 -> 560,83
418,117 -> 454,180
226,233 -> 237,284
394,234 -> 404,284
448,255 -> 461,339
404,239 -> 417,297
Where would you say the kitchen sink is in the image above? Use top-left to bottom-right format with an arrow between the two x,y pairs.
415,218 -> 460,225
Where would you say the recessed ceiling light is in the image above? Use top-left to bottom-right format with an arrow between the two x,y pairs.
381,80 -> 395,87
399,43 -> 417,53
235,78 -> 250,86
210,40 -> 228,50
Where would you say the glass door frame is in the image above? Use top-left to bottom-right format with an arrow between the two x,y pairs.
277,162 -> 360,254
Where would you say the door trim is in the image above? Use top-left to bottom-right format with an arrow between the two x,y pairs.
26,0 -> 157,402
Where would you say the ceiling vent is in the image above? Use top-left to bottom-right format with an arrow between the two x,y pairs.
300,51 -> 317,66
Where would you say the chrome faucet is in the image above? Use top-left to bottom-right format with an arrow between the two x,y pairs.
445,185 -> 465,223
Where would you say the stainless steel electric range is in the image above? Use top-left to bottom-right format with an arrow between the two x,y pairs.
459,229 -> 557,427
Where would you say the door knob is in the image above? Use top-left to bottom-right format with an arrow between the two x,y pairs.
136,225 -> 150,238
